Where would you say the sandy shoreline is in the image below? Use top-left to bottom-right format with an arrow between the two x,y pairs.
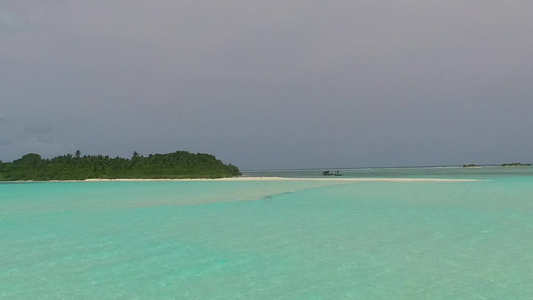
3,177 -> 481,183
81,177 -> 479,182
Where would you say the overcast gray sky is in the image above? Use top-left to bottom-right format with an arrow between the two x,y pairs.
1,1 -> 532,169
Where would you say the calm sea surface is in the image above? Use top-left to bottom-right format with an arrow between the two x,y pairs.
1,167 -> 533,299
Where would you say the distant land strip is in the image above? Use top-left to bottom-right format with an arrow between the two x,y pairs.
77,177 -> 481,182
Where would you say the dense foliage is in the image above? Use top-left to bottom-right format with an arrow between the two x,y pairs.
0,151 -> 241,181
502,163 -> 532,167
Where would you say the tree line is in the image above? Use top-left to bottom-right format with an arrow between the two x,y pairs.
0,151 -> 241,181
463,162 -> 532,168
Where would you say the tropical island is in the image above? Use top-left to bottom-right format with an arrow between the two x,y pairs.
502,163 -> 532,167
0,151 -> 241,181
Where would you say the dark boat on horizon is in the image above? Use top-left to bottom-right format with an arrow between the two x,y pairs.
322,170 -> 343,176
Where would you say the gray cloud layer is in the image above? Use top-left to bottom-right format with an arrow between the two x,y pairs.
1,1 -> 532,169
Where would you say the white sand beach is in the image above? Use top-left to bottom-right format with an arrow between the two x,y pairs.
83,177 -> 480,182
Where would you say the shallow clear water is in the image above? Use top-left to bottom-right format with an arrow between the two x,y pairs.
2,167 -> 533,299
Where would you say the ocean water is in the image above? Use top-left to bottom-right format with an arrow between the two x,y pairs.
1,167 -> 533,299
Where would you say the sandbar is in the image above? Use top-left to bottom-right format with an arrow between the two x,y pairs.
83,177 -> 480,182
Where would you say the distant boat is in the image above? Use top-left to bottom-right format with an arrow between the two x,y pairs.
323,170 -> 342,176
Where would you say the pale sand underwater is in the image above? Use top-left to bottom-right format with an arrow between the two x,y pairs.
2,167 -> 532,299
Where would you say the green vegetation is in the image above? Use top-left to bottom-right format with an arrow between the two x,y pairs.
502,163 -> 532,167
0,151 -> 241,181
463,163 -> 533,168
462,164 -> 480,168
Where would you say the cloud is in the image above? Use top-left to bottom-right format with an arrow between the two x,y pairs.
0,7 -> 24,32
1,1 -> 533,168
0,136 -> 71,161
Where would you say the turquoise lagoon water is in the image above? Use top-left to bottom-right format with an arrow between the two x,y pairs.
1,167 -> 533,299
